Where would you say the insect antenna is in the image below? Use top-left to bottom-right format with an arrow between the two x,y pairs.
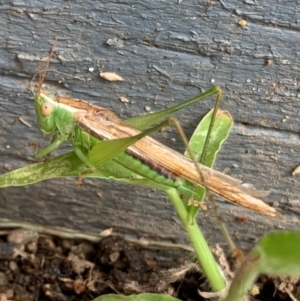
37,36 -> 58,96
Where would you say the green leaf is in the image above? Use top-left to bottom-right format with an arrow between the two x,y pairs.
186,109 -> 233,168
257,231 -> 300,275
0,152 -> 143,187
182,109 -> 233,215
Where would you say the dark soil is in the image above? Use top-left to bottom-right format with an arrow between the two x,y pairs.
0,228 -> 297,301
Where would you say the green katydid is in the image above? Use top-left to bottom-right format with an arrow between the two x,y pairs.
34,69 -> 277,218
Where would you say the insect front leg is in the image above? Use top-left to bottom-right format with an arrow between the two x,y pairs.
35,134 -> 67,158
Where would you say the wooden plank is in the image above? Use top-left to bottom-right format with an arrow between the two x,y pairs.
0,0 -> 299,251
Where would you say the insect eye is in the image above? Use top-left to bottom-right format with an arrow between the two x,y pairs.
41,102 -> 53,116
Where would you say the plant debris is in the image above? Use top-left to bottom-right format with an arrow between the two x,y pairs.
0,228 -> 297,301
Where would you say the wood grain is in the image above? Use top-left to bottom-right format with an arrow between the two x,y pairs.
0,0 -> 299,251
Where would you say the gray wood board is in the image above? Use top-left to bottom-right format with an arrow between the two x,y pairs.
0,0 -> 299,251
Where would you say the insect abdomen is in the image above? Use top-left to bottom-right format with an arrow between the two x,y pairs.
114,151 -> 185,189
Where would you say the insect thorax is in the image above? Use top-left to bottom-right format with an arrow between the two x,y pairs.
71,126 -> 99,153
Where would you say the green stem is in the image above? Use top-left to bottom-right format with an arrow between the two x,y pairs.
223,249 -> 260,301
166,188 -> 226,292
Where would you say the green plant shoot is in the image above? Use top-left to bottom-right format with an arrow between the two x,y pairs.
223,231 -> 300,301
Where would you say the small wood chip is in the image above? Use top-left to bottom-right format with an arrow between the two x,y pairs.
99,228 -> 113,237
292,165 -> 300,175
99,72 -> 124,81
119,96 -> 129,103
238,19 -> 247,27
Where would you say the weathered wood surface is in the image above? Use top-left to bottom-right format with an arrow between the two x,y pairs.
0,0 -> 299,251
